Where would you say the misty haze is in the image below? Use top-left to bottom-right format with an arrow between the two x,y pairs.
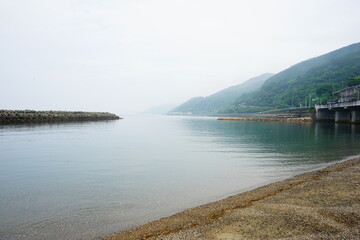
1,1 -> 360,240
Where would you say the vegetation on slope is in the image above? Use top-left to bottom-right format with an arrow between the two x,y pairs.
169,73 -> 273,114
231,42 -> 360,111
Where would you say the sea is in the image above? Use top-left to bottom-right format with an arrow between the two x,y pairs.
1,115 -> 360,240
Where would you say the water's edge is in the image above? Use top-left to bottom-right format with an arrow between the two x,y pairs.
102,155 -> 360,240
2,116 -> 360,240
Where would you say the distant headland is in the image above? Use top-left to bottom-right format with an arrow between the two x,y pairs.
0,110 -> 121,124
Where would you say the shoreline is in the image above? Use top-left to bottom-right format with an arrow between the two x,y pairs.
103,157 -> 360,240
217,117 -> 313,122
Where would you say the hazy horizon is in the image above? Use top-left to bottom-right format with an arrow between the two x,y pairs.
1,0 -> 360,115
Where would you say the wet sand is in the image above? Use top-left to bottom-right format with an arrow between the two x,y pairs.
103,158 -> 360,240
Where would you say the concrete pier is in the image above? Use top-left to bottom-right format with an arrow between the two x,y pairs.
335,111 -> 351,123
316,100 -> 360,123
316,109 -> 335,121
351,110 -> 360,124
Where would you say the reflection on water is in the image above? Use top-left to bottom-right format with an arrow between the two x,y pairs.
1,115 -> 360,240
181,118 -> 360,167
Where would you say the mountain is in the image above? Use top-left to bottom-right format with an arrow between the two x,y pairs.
169,73 -> 274,114
142,104 -> 177,115
230,42 -> 360,110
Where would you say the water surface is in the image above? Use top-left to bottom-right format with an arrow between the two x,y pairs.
1,115 -> 360,240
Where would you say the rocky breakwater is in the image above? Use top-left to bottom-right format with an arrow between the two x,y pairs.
0,110 -> 121,124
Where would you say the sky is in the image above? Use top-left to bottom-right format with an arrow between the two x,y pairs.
1,0 -> 360,115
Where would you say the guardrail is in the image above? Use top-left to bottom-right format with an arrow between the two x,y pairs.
260,106 -> 312,113
315,100 -> 360,110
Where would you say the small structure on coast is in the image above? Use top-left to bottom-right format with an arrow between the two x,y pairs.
332,84 -> 360,103
315,84 -> 360,123
0,110 -> 122,124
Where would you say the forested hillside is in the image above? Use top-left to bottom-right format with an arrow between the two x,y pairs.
171,43 -> 360,114
169,73 -> 273,114
225,43 -> 360,113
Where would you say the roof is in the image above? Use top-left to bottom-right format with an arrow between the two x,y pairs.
332,84 -> 360,95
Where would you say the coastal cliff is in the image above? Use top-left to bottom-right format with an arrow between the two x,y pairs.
0,110 -> 121,124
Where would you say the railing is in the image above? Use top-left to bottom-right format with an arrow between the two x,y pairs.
260,106 -> 312,113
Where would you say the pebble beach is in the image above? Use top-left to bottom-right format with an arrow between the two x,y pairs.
103,158 -> 360,240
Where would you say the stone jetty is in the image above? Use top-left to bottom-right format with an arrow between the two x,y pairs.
0,110 -> 121,124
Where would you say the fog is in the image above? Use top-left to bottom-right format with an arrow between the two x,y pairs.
1,0 -> 359,115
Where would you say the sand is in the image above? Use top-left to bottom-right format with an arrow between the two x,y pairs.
102,158 -> 360,240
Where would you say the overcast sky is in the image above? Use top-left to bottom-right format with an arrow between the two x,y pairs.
1,0 -> 359,114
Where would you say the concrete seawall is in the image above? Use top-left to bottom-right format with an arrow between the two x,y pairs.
0,110 -> 121,124
217,117 -> 313,123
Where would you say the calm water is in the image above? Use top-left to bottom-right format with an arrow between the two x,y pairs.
1,115 -> 360,240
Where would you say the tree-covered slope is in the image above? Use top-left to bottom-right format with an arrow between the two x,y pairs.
169,73 -> 273,114
233,42 -> 360,109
